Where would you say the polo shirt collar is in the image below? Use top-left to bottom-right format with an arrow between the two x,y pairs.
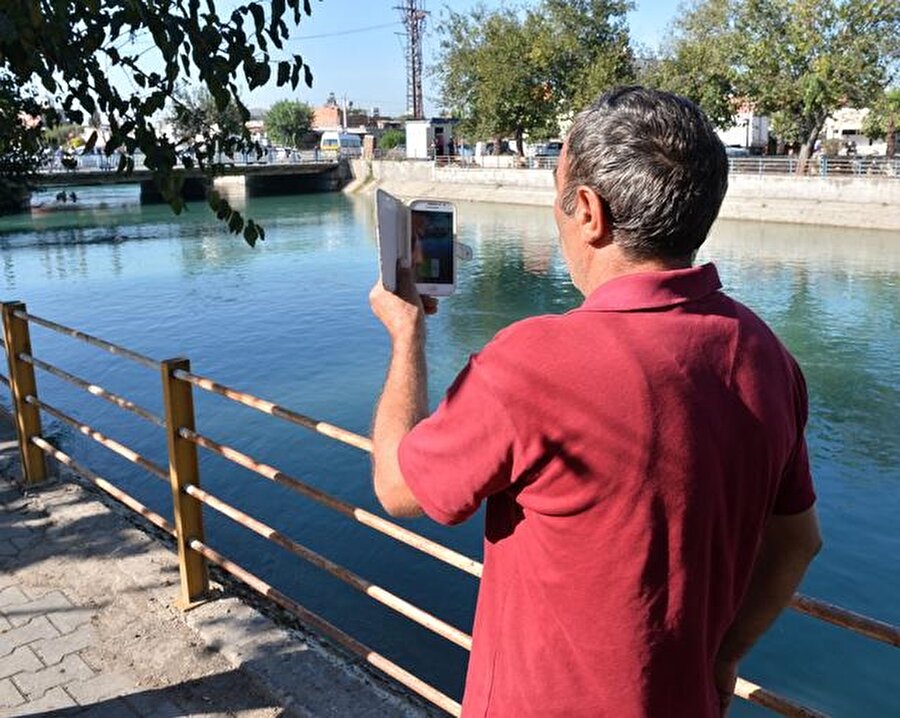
578,263 -> 722,312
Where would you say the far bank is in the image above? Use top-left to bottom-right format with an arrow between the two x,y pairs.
346,159 -> 900,232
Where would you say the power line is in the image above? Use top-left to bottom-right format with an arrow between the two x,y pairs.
287,21 -> 402,41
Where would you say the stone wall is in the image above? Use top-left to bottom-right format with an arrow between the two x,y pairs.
348,159 -> 900,231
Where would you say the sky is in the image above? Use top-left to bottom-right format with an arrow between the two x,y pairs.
112,0 -> 682,118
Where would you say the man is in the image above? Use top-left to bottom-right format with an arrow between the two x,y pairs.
369,86 -> 821,717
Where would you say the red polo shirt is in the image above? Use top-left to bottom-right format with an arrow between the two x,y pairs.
398,263 -> 815,717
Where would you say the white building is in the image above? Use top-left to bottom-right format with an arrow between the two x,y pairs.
823,107 -> 886,156
717,108 -> 769,151
405,119 -> 457,160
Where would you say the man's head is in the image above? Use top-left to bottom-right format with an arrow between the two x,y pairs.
557,86 -> 728,264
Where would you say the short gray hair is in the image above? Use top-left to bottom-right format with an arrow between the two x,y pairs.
562,86 -> 728,260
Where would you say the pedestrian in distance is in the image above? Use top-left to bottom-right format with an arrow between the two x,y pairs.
369,85 -> 822,718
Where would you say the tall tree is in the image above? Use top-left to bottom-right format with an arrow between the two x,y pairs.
0,0 -> 319,243
533,0 -> 635,114
437,7 -> 556,155
649,0 -> 900,169
264,99 -> 314,147
738,0 -> 899,168
644,0 -> 738,128
860,87 -> 900,158
436,1 -> 634,151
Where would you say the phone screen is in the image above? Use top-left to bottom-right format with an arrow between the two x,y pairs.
410,209 -> 454,284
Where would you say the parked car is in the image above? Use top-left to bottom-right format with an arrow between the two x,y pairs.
535,141 -> 563,157
725,145 -> 751,157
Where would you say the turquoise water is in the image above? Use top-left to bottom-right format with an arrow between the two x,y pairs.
2,186 -> 898,716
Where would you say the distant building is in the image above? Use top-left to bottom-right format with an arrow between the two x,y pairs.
313,93 -> 370,132
405,119 -> 458,160
717,106 -> 769,151
823,107 -> 885,156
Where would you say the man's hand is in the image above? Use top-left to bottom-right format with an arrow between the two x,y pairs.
369,266 -> 437,343
713,656 -> 738,716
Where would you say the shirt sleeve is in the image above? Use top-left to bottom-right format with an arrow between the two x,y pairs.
773,362 -> 816,515
398,356 -> 518,525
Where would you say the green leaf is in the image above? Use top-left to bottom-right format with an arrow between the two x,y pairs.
304,64 -> 313,88
243,220 -> 259,246
277,61 -> 290,86
249,3 -> 265,42
228,210 -> 244,234
83,130 -> 98,152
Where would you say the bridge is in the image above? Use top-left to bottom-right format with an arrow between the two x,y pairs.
32,151 -> 350,203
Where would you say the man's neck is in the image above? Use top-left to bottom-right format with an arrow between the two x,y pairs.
579,246 -> 692,297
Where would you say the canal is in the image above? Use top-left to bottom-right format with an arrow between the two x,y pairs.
2,185 -> 898,716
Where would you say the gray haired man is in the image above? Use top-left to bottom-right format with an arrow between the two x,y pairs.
370,86 -> 821,717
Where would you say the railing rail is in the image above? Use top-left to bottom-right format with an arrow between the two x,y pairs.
431,153 -> 900,178
13,308 -> 158,369
1,302 -> 896,718
21,351 -> 165,427
181,427 -> 483,577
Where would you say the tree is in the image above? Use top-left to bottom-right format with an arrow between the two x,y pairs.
649,0 -> 900,170
532,0 -> 635,115
264,99 -> 314,147
737,0 -> 900,168
0,74 -> 47,212
436,1 -> 634,152
861,88 -> 900,157
378,128 -> 405,150
437,7 -> 556,155
644,0 -> 739,128
0,1 -> 319,244
170,87 -> 245,143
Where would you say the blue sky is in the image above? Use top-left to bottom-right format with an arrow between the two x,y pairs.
277,0 -> 681,115
113,1 -> 681,117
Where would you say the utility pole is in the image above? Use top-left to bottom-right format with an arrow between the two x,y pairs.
396,0 -> 428,120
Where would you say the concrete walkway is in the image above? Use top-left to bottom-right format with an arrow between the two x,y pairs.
0,417 -> 434,717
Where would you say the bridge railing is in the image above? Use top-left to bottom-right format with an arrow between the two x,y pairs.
36,148 -> 342,174
1,301 -> 896,717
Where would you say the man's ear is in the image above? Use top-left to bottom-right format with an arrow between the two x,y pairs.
574,185 -> 610,248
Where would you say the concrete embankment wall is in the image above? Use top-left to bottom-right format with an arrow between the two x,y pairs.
347,159 -> 900,232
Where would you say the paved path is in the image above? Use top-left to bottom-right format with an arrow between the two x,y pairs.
0,418 -> 432,717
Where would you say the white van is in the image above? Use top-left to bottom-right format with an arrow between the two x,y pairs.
320,131 -> 362,157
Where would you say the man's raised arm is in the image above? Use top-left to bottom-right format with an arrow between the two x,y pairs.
369,270 -> 434,518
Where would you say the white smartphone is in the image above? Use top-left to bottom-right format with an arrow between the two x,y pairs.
409,199 -> 456,296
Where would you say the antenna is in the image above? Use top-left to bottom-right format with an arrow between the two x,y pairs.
395,0 -> 428,119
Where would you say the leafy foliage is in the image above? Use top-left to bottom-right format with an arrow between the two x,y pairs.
0,74 -> 47,212
0,0 -> 320,242
170,86 -> 244,143
264,99 -> 314,147
378,128 -> 405,150
532,0 -> 635,113
860,87 -> 900,157
435,1 -> 634,150
644,0 -> 738,128
649,0 -> 900,164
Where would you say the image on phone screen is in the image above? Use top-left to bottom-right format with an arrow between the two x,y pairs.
410,209 -> 454,284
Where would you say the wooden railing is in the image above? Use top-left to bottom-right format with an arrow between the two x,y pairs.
1,300 -> 897,717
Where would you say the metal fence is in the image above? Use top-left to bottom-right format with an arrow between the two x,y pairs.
1,301 -> 897,717
432,154 -> 900,178
37,148 -> 351,174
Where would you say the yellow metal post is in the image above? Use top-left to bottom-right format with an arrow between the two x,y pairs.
161,357 -> 209,609
1,302 -> 47,484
